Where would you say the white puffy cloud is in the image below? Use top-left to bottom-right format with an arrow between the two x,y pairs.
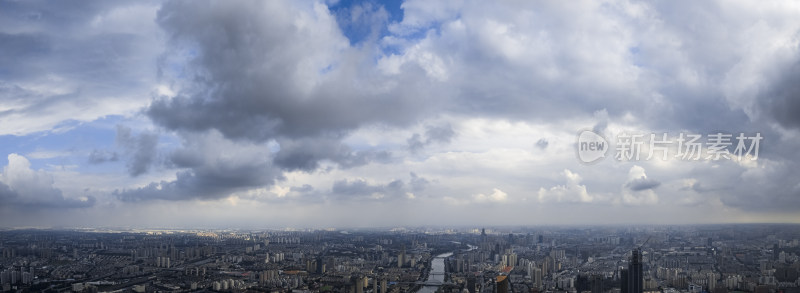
622,165 -> 659,205
474,188 -> 508,203
0,154 -> 94,208
538,169 -> 594,203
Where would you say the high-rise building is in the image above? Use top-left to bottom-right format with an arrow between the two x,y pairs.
620,268 -> 629,293
352,276 -> 364,293
542,256 -> 552,275
591,274 -> 603,293
316,257 -> 326,274
508,253 -> 517,268
627,249 -> 643,293
708,272 -> 717,292
306,259 -> 314,272
398,246 -> 405,268
533,267 -> 543,290
467,276 -> 477,293
496,275 -> 509,293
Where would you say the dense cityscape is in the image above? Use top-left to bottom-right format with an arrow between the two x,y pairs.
1,225 -> 799,293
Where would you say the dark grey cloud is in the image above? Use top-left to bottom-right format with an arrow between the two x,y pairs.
425,124 -> 456,144
758,59 -> 800,130
135,1 -> 428,199
625,176 -> 661,191
0,0 -> 162,135
274,137 -> 391,172
115,131 -> 284,202
87,149 -> 119,164
406,134 -> 425,153
148,0 -> 432,143
407,124 -> 456,153
535,138 -> 549,150
291,184 -> 314,193
408,172 -> 429,193
115,166 -> 282,202
705,160 -> 800,212
333,179 -> 390,196
679,181 -> 720,194
659,154 -> 800,213
114,0 -> 800,215
108,0 -> 444,204
0,187 -> 96,209
132,0 -> 795,212
116,125 -> 158,177
330,173 -> 428,201
1,0 -> 791,219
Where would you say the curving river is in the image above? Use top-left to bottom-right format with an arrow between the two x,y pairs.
416,244 -> 477,293
416,252 -> 452,293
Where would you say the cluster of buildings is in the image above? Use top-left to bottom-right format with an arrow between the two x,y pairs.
0,225 -> 798,293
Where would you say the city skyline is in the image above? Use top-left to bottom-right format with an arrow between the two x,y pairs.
1,224 -> 798,292
2,0 -> 800,228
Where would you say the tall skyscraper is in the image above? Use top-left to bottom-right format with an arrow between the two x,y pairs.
620,268 -> 629,293
627,249 -> 643,293
534,267 -> 543,290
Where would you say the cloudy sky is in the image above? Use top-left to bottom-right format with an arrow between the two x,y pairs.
1,0 -> 799,228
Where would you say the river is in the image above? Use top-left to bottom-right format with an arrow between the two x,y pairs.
416,244 -> 476,293
416,252 -> 452,293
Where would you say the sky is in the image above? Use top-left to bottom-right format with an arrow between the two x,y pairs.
1,0 -> 800,229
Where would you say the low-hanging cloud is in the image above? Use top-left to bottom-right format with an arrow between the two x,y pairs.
330,173 -> 428,201
116,131 -> 284,202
